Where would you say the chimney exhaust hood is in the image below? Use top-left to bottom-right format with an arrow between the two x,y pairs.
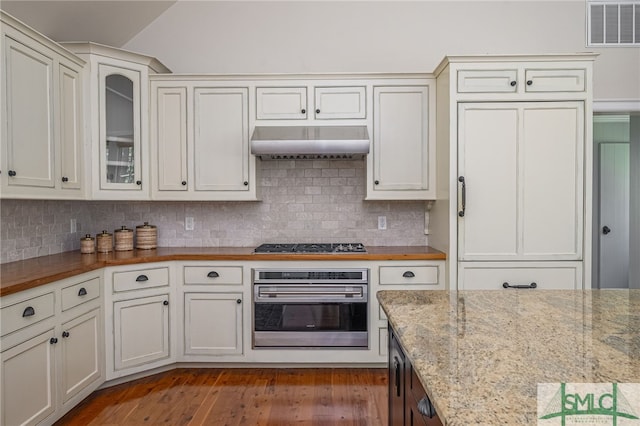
250,126 -> 370,160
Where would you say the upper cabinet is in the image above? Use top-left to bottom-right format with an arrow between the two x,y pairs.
367,84 -> 436,200
62,42 -> 170,200
0,11 -> 85,199
150,78 -> 257,201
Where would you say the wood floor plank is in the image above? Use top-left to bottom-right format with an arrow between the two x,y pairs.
55,368 -> 387,426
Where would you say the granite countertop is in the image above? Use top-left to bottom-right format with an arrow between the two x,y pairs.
378,289 -> 640,425
0,245 -> 445,297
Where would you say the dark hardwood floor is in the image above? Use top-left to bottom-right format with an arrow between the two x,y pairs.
55,368 -> 388,425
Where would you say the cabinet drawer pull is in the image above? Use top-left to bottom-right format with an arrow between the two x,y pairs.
22,306 -> 35,317
502,282 -> 537,289
402,271 -> 415,278
135,275 -> 149,282
207,271 -> 220,278
78,287 -> 88,296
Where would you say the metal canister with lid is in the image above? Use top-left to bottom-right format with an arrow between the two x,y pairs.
114,226 -> 134,251
136,221 -> 157,250
96,230 -> 113,253
80,234 -> 95,254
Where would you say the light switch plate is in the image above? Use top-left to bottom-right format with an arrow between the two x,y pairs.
378,216 -> 387,230
185,217 -> 195,231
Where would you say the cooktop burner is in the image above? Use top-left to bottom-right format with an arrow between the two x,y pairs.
254,243 -> 366,254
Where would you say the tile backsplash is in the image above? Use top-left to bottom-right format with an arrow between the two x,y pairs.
1,160 -> 429,264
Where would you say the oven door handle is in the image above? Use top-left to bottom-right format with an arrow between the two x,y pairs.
258,289 -> 363,298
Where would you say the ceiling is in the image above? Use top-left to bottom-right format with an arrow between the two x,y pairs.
1,1 -> 177,47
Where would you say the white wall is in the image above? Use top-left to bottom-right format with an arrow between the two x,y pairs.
123,1 -> 640,100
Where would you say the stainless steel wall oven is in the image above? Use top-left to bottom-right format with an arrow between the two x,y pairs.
252,268 -> 368,348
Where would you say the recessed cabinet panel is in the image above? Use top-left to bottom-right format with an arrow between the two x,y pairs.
457,69 -> 518,93
314,86 -> 366,119
99,65 -> 142,191
256,87 -> 307,120
59,62 -> 83,190
4,37 -> 55,189
524,69 -> 585,92
1,329 -> 56,426
194,88 -> 249,191
155,87 -> 188,191
458,262 -> 582,290
183,293 -> 243,355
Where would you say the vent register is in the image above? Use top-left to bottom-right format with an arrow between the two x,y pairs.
588,1 -> 640,45
250,126 -> 370,160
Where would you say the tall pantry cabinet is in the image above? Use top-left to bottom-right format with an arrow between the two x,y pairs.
430,54 -> 597,290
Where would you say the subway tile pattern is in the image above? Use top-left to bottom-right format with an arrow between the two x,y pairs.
1,161 -> 428,264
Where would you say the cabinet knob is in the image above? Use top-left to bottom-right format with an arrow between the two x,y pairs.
301,109 -> 306,114
22,306 -> 35,317
526,80 -> 533,86
163,300 -> 169,306
243,181 -> 248,186
236,299 -> 242,304
316,109 -> 321,114
8,170 -> 16,177
181,180 -> 187,186
50,337 -> 58,345
602,225 -> 611,235
62,331 -> 70,338
374,180 -> 379,185
62,176 -> 69,182
136,180 -> 142,186
510,81 -> 516,87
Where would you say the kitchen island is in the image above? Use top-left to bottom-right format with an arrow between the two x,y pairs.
378,289 -> 640,425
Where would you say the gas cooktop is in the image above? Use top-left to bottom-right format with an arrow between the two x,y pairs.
254,243 -> 366,254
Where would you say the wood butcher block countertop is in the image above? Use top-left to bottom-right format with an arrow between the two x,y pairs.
378,290 -> 640,425
0,246 -> 445,297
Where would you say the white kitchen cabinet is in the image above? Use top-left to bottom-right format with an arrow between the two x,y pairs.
105,263 -> 175,379
0,271 -> 103,426
1,11 -> 85,199
368,85 -> 436,200
256,87 -> 307,120
62,42 -> 170,200
457,102 -> 584,261
150,79 -> 257,201
183,293 -> 243,356
113,294 -> 171,371
431,54 -> 596,290
313,86 -> 366,119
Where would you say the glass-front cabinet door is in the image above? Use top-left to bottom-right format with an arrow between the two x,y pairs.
98,64 -> 142,190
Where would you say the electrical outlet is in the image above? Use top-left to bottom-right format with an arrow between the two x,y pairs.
185,217 -> 195,231
70,218 -> 77,233
378,216 -> 387,230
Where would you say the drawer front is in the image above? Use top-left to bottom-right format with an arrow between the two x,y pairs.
379,266 -> 439,286
1,292 -> 55,336
457,69 -> 518,93
183,266 -> 243,285
458,262 -> 582,290
256,87 -> 307,120
61,277 -> 100,311
113,267 -> 170,293
314,86 -> 366,119
524,69 -> 585,92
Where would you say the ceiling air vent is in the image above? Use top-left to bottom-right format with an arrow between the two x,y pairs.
588,1 -> 639,46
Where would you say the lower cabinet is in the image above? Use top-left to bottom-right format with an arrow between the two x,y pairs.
388,325 -> 442,426
458,261 -> 583,290
0,272 -> 103,426
183,292 -> 243,356
113,294 -> 171,371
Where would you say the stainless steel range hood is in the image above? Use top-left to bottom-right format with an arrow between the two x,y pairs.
250,126 -> 370,159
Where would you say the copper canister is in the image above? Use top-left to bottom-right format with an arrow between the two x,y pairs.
96,230 -> 113,253
80,234 -> 95,254
114,226 -> 134,251
136,221 -> 157,250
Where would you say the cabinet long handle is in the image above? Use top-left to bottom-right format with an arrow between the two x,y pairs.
22,306 -> 35,317
502,282 -> 537,289
136,275 -> 149,282
458,176 -> 466,217
393,357 -> 401,397
207,271 -> 220,278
